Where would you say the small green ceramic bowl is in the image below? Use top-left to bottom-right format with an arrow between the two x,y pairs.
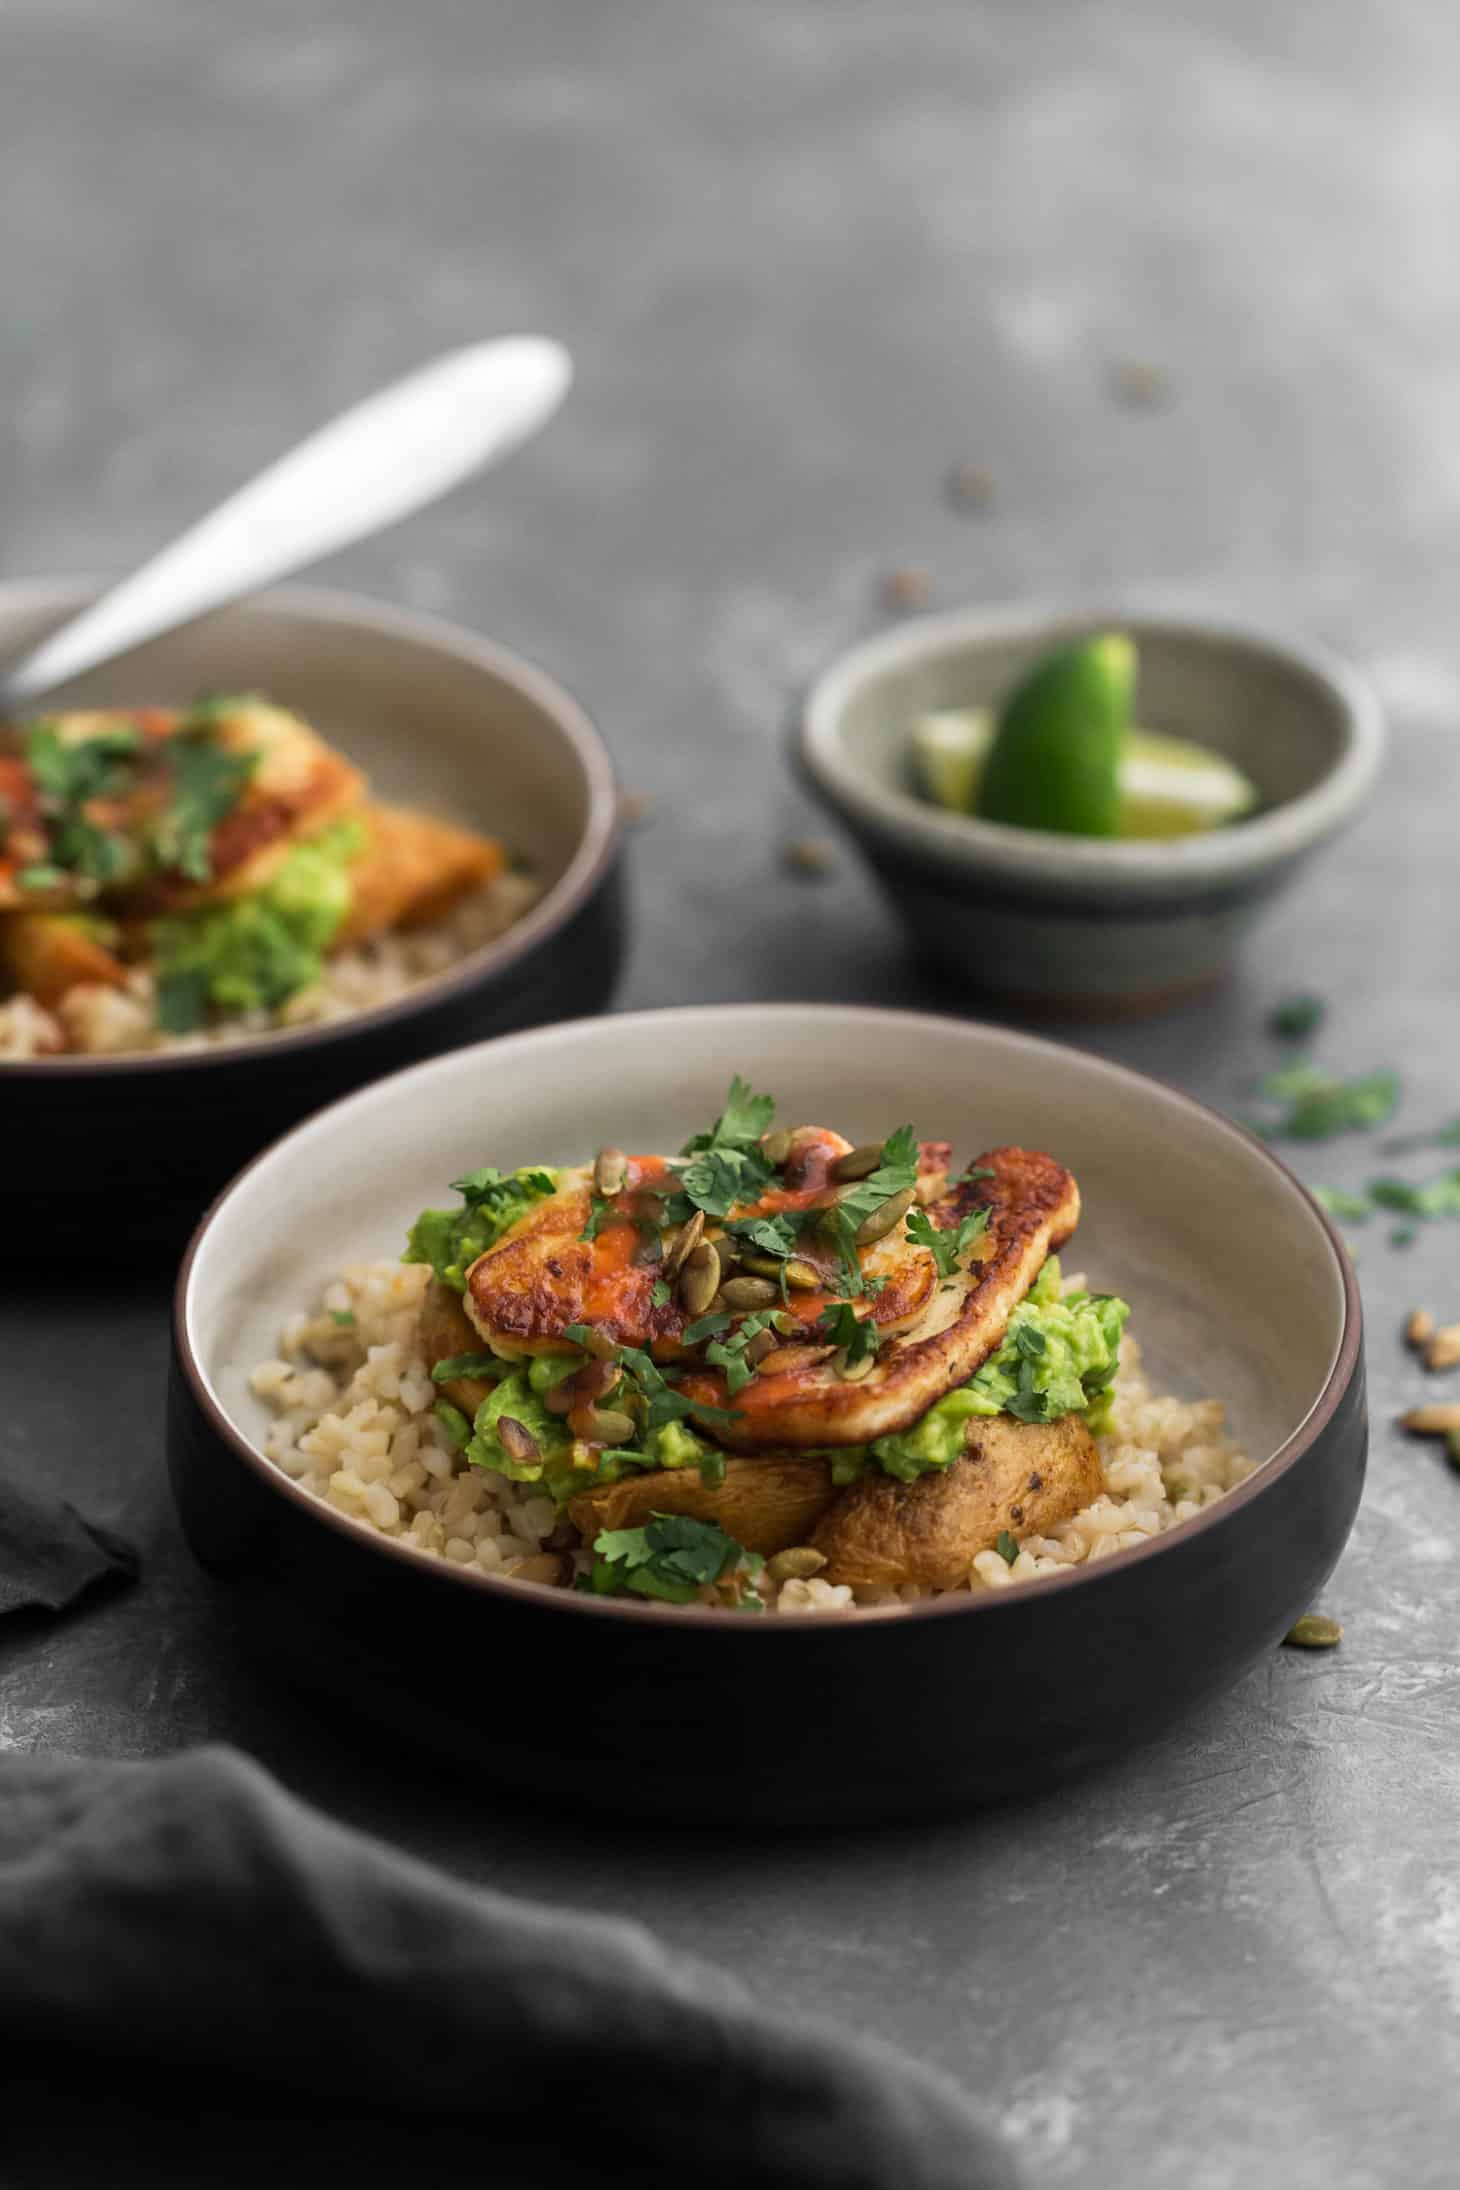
798,605 -> 1385,1015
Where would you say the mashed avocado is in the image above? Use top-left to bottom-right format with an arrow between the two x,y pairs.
835,1259 -> 1130,1486
464,1363 -> 713,1503
152,821 -> 362,1032
405,1165 -> 560,1293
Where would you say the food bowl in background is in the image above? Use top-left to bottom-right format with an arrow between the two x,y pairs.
797,605 -> 1384,1015
0,580 -> 624,1257
170,1003 -> 1365,1823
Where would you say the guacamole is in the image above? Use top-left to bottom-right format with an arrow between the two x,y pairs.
152,820 -> 363,1032
464,1366 -> 714,1503
405,1165 -> 561,1294
832,1260 -> 1129,1486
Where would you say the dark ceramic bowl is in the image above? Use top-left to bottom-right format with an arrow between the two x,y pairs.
1,581 -> 623,1258
169,1005 -> 1365,1824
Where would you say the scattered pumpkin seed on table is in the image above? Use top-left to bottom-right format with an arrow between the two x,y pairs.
1284,1613 -> 1342,1649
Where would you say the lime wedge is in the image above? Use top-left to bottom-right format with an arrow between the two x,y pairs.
1116,729 -> 1258,837
976,634 -> 1135,836
909,708 -> 993,813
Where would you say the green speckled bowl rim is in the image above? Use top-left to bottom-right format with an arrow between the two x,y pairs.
799,601 -> 1386,902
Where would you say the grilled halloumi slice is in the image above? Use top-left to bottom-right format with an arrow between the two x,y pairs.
0,701 -> 363,914
460,1138 -> 1078,1450
334,804 -> 504,946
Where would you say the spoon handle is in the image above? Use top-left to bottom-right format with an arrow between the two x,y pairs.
0,336 -> 571,713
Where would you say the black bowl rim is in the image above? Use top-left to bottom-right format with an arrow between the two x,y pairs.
173,1002 -> 1364,1633
0,578 -> 622,1078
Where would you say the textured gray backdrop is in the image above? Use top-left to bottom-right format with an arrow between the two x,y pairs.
3,4 -> 1458,2184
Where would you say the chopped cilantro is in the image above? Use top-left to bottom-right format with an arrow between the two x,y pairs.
1257,1063 -> 1399,1140
819,1125 -> 919,1296
149,730 -> 258,882
704,1309 -> 793,1395
906,1201 -> 990,1279
430,1351 -> 500,1382
404,1166 -> 559,1292
995,1530 -> 1019,1565
1391,1224 -> 1417,1248
816,1299 -> 880,1368
683,1311 -> 733,1344
156,966 -> 210,1034
433,1400 -> 472,1450
651,1277 -> 672,1307
591,1512 -> 762,1604
329,1309 -> 357,1328
680,1075 -> 776,1156
1368,1169 -> 1460,1219
725,1212 -> 800,1262
580,1194 -> 620,1242
16,863 -> 65,892
1312,1187 -> 1371,1224
563,1325 -> 743,1432
1268,995 -> 1326,1041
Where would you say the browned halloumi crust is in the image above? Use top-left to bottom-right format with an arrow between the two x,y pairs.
811,1414 -> 1102,1589
334,804 -> 503,946
676,1147 -> 1080,1450
568,1454 -> 841,1557
0,912 -> 129,1005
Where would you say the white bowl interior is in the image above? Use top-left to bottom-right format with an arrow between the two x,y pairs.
0,583 -> 605,896
187,1006 -> 1347,1519
835,615 -> 1350,814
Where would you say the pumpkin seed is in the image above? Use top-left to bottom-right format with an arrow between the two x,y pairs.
760,1128 -> 793,1167
766,1546 -> 828,1582
542,1379 -> 578,1417
721,1276 -> 779,1311
572,1358 -> 623,1405
756,1343 -> 835,1376
577,1328 -> 620,1362
1401,1403 -> 1460,1434
663,1207 -> 705,1278
1426,1324 -> 1460,1371
743,1328 -> 781,1367
854,1185 -> 916,1247
1283,1613 -> 1342,1649
505,1551 -> 567,1586
593,1146 -> 628,1196
679,1241 -> 721,1317
497,1416 -> 540,1464
579,1406 -> 637,1447
835,1347 -> 876,1382
832,1141 -> 885,1183
783,1257 -> 822,1291
1406,1307 -> 1436,1348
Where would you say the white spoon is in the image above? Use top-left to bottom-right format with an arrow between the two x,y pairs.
0,335 -> 572,715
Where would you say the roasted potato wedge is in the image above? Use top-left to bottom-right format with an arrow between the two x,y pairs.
0,912 -> 129,1005
569,1454 -> 841,1556
811,1413 -> 1102,1590
335,804 -> 504,945
419,1276 -> 496,1417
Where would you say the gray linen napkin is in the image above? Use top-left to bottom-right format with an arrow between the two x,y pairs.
0,1476 -> 137,1615
0,1746 -> 1016,2189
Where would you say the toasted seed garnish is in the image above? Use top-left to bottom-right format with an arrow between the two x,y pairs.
542,1379 -> 578,1417
740,1253 -> 786,1281
835,1347 -> 876,1382
1401,1404 -> 1460,1434
743,1328 -> 781,1368
721,1275 -> 780,1311
756,1343 -> 836,1376
881,565 -> 934,612
679,1240 -> 721,1317
577,1328 -> 620,1362
664,1207 -> 705,1278
784,835 -> 837,879
1109,358 -> 1170,408
632,1228 -> 664,1268
497,1416 -> 540,1464
832,1141 -> 886,1183
1283,1613 -> 1342,1649
1425,1325 -> 1460,1371
578,1406 -> 637,1447
593,1146 -> 628,1197
570,1357 -> 622,1405
854,1185 -> 916,1248
782,1257 -> 822,1291
1448,1430 -> 1460,1472
946,462 -> 997,512
504,1551 -> 567,1586
760,1127 -> 793,1167
1406,1307 -> 1436,1348
767,1546 -> 829,1582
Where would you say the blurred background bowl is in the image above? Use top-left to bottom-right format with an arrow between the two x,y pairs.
798,604 -> 1384,1016
0,579 -> 624,1258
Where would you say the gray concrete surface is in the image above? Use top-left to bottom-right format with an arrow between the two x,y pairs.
3,3 -> 1458,2182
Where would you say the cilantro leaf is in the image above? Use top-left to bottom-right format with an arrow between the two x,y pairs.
580,1194 -> 620,1242
1268,995 -> 1326,1042
651,1277 -> 672,1307
430,1351 -> 500,1382
156,966 -> 210,1034
1312,1186 -> 1371,1224
592,1512 -> 762,1603
995,1530 -> 1019,1565
1257,1064 -> 1399,1140
16,863 -> 65,892
680,1075 -> 776,1156
816,1299 -> 879,1368
725,1212 -> 800,1262
329,1309 -> 357,1328
149,730 -> 259,883
675,1143 -> 775,1221
906,1202 -> 990,1279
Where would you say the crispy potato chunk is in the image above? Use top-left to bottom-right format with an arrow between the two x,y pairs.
811,1414 -> 1102,1590
0,913 -> 129,1005
568,1455 -> 841,1557
418,1277 -> 496,1417
335,804 -> 503,946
